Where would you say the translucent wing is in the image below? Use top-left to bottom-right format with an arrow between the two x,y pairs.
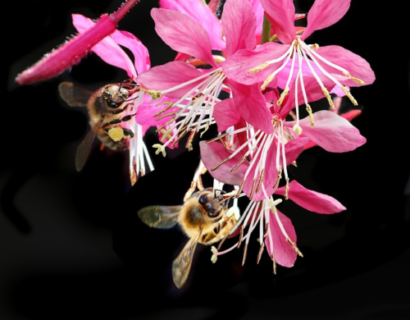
75,119 -> 102,172
172,229 -> 201,289
58,81 -> 92,107
137,205 -> 182,229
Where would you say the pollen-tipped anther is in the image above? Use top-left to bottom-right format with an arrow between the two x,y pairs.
292,124 -> 302,136
343,72 -> 365,85
210,246 -> 218,263
152,144 -> 166,157
159,128 -> 172,142
154,101 -> 174,117
341,86 -> 358,106
286,238 -> 303,257
322,87 -> 335,109
261,74 -> 275,91
144,89 -> 162,101
306,104 -> 314,128
249,61 -> 270,74
277,87 -> 289,106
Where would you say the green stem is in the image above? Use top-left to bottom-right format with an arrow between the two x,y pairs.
261,15 -> 271,44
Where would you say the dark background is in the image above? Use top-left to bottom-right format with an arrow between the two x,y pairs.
3,0 -> 410,319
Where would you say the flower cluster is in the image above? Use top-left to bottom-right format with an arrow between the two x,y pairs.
16,0 -> 374,273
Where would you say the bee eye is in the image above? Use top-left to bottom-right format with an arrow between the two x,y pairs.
199,194 -> 208,206
106,99 -> 120,108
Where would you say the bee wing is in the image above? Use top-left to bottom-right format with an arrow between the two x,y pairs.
172,230 -> 201,289
58,81 -> 93,107
75,119 -> 102,172
137,205 -> 182,229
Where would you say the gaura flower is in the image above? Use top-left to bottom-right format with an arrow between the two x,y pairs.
16,0 -> 140,85
211,180 -> 346,270
137,0 -> 260,156
200,75 -> 366,202
72,14 -> 179,185
222,0 -> 375,110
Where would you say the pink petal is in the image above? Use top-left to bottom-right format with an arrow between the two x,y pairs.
285,137 -> 310,162
247,0 -> 264,37
302,0 -> 351,40
261,0 -> 296,44
199,141 -> 248,186
315,45 -> 375,87
276,180 -> 346,214
265,209 -> 297,267
135,95 -> 179,127
72,14 -> 137,78
230,81 -> 273,134
151,8 -> 216,67
159,0 -> 225,51
222,42 -> 291,85
111,30 -> 150,74
213,98 -> 241,132
137,61 -> 204,99
287,110 -> 366,152
222,0 -> 256,57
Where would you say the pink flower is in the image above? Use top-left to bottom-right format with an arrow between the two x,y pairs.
15,0 -> 140,85
222,0 -> 375,110
137,0 -> 260,156
201,75 -> 366,201
211,180 -> 345,270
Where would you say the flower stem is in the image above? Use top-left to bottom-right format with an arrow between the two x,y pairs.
261,15 -> 271,44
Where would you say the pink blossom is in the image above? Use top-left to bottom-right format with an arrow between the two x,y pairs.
223,0 -> 375,111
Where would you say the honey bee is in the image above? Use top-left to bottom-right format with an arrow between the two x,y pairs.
58,80 -> 139,171
138,187 -> 239,288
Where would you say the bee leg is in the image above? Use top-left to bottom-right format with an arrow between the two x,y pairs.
184,160 -> 207,202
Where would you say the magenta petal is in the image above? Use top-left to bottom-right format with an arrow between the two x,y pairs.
72,14 -> 137,78
223,42 -> 291,85
159,0 -> 225,51
230,81 -> 273,134
261,0 -> 296,44
276,180 -> 346,214
222,0 -> 256,57
247,0 -> 264,37
137,61 -> 204,99
287,110 -> 366,152
151,8 -> 216,67
213,98 -> 241,132
315,45 -> 375,87
200,141 -> 248,186
302,0 -> 351,40
285,137 -> 310,163
265,209 -> 297,267
135,95 -> 178,127
111,30 -> 150,74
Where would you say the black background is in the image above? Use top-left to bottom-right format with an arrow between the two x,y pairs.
3,0 -> 410,319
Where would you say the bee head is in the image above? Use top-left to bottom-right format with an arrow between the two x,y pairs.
102,84 -> 129,109
198,191 -> 225,218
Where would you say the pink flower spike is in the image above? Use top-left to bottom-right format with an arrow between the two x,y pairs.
302,0 -> 351,41
15,0 -> 140,85
265,209 -> 298,267
159,0 -> 225,51
276,180 -> 346,214
72,14 -> 136,78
